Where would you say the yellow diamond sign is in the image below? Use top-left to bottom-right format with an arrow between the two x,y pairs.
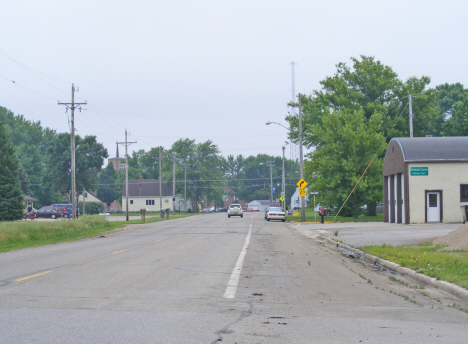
299,189 -> 307,197
296,179 -> 308,189
279,196 -> 284,202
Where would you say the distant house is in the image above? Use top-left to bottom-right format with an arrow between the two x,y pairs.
290,187 -> 309,209
248,200 -> 270,211
122,175 -> 192,212
78,190 -> 103,204
383,136 -> 468,224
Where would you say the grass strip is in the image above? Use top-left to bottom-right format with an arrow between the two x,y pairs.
361,243 -> 468,289
0,213 -> 194,253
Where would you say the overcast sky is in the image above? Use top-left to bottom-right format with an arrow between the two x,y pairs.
1,1 -> 467,163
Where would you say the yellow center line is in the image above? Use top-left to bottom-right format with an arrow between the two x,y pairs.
154,239 -> 163,243
176,233 -> 181,236
112,249 -> 129,255
15,270 -> 52,282
190,228 -> 195,231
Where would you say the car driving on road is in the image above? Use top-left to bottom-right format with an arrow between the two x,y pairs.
265,206 -> 286,222
228,203 -> 243,218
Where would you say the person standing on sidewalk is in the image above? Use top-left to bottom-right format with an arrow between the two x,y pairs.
320,206 -> 325,223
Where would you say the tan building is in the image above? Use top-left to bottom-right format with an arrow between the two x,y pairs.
122,175 -> 176,212
383,137 -> 468,224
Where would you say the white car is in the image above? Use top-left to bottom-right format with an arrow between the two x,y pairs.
265,206 -> 286,222
228,203 -> 243,218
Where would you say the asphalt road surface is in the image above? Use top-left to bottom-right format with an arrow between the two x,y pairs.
1,213 -> 467,343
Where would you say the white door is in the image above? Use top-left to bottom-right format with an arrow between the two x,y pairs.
427,192 -> 441,222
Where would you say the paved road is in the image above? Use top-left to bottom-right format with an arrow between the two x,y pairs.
1,213 -> 467,343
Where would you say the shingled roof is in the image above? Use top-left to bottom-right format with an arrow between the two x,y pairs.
392,137 -> 468,162
122,177 -> 172,197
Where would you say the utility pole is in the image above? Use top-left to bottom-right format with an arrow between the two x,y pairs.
159,148 -> 162,212
282,146 -> 286,210
58,83 -> 86,219
298,93 -> 305,222
409,93 -> 413,138
260,161 -> 275,204
166,153 -> 177,214
290,61 -> 298,161
117,129 -> 136,221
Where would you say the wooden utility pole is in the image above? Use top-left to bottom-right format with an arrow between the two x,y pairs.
282,146 -> 286,209
58,84 -> 86,219
159,148 -> 162,212
298,93 -> 305,222
117,130 -> 136,221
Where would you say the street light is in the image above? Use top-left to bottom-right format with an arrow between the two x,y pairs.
266,93 -> 305,221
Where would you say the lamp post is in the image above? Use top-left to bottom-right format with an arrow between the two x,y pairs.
266,93 -> 305,221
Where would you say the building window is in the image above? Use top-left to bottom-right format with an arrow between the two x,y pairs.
461,184 -> 468,202
119,162 -> 126,170
130,200 -> 133,204
146,200 -> 154,205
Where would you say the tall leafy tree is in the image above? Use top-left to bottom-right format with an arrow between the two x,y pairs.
287,56 -> 439,215
0,122 -> 24,221
436,83 -> 468,136
306,109 -> 386,218
287,55 -> 439,147
165,139 -> 225,210
46,133 -> 108,198
220,154 -> 245,200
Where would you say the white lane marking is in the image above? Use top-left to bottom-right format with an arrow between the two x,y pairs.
223,224 -> 252,299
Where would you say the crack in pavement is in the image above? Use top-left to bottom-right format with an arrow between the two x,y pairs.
211,301 -> 254,343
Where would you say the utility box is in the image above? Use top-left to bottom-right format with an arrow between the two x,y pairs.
140,208 -> 147,223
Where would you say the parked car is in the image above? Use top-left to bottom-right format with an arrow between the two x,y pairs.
53,206 -> 70,216
265,206 -> 286,222
218,207 -> 228,212
36,206 -> 64,219
228,203 -> 243,218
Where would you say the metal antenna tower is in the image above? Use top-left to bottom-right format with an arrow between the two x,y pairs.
290,61 -> 299,161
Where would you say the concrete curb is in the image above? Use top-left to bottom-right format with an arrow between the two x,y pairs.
318,235 -> 468,302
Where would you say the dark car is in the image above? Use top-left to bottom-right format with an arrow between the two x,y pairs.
36,206 -> 64,219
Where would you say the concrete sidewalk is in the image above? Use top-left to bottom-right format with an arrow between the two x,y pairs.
294,221 -> 462,247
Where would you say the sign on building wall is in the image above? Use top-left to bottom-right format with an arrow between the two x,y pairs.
410,167 -> 428,176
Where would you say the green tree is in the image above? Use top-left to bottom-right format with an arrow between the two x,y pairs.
435,83 -> 468,136
287,56 -> 439,147
97,162 -> 118,206
235,154 -> 299,204
306,109 -> 386,218
46,133 -> 108,198
0,122 -> 24,221
220,154 -> 245,200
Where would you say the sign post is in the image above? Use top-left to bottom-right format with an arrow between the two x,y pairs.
310,191 -> 319,222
